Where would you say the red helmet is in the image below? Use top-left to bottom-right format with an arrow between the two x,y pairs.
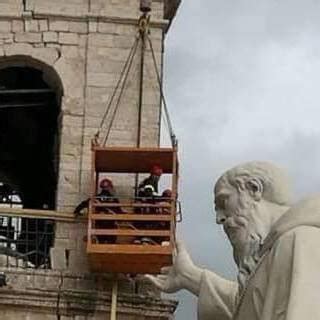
151,165 -> 163,176
99,178 -> 113,189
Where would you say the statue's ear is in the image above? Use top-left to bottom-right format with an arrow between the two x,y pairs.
234,178 -> 246,192
245,178 -> 263,201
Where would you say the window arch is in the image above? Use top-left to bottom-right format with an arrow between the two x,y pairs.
0,56 -> 63,210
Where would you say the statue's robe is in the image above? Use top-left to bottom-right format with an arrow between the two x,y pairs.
198,196 -> 320,320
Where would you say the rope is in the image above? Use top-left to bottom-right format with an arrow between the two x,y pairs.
146,34 -> 177,147
96,13 -> 177,148
95,34 -> 140,143
144,63 -> 174,146
103,36 -> 140,146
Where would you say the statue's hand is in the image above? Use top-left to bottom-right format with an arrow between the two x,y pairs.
145,241 -> 202,295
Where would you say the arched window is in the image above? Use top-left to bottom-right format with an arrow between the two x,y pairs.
0,56 -> 63,210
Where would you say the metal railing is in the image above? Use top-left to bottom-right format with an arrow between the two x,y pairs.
0,215 -> 54,269
0,202 -> 55,269
88,196 -> 176,246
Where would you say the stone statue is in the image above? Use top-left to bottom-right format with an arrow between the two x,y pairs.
147,161 -> 320,319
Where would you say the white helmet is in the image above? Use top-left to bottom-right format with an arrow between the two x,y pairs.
144,185 -> 155,193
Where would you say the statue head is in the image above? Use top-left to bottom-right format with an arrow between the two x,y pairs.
214,161 -> 291,267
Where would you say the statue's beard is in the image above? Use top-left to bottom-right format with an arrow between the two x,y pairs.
224,199 -> 263,291
235,232 -> 262,292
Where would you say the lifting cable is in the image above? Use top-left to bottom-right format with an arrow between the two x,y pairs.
146,34 -> 177,147
136,14 -> 149,148
144,55 -> 176,148
95,12 -> 177,148
95,34 -> 140,144
134,13 -> 149,195
102,36 -> 140,146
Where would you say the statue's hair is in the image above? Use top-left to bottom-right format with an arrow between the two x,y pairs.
215,161 -> 291,206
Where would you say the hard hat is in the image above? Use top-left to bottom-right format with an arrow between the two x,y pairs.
144,184 -> 155,192
150,165 -> 163,176
99,178 -> 113,189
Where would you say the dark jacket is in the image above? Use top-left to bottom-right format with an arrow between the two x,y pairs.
138,175 -> 159,194
74,190 -> 123,215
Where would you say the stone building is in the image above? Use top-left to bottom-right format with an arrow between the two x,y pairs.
0,0 -> 180,319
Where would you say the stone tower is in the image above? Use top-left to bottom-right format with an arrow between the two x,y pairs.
0,0 -> 180,319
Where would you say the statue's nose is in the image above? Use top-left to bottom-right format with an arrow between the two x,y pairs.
216,211 -> 226,224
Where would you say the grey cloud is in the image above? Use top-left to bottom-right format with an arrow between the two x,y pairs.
163,1 -> 320,319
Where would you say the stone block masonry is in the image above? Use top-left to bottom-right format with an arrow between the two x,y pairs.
0,267 -> 177,319
0,2 -> 170,212
0,0 -> 180,319
0,0 -> 167,249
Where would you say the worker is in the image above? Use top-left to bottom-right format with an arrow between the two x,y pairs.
133,184 -> 156,244
137,165 -> 163,196
74,178 -> 124,215
161,189 -> 172,201
156,189 -> 172,239
96,178 -> 123,212
95,178 -> 125,243
158,189 -> 172,214
135,186 -> 173,245
140,184 -> 157,213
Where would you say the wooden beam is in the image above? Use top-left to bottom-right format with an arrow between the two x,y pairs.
90,214 -> 171,221
87,243 -> 172,254
0,207 -> 84,222
92,202 -> 171,208
91,229 -> 171,237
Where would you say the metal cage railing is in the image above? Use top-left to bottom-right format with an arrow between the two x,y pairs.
0,210 -> 54,269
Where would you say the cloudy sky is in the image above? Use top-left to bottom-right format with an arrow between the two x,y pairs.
161,1 -> 320,319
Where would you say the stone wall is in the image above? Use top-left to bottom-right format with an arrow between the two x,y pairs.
0,211 -> 179,319
0,0 -> 180,318
0,267 -> 177,319
0,0 -> 172,213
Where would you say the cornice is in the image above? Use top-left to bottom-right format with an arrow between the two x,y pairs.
164,0 -> 181,21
